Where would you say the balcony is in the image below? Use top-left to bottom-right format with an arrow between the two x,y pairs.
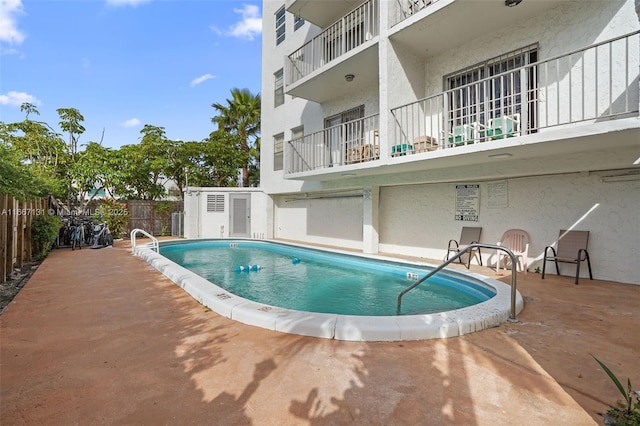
286,0 -> 379,103
390,0 -> 575,59
391,31 -> 639,156
286,0 -> 365,28
286,114 -> 380,174
285,32 -> 639,179
392,0 -> 441,26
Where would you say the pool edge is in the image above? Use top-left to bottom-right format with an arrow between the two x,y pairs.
134,240 -> 524,342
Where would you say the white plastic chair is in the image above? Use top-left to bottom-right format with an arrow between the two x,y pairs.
496,229 -> 530,274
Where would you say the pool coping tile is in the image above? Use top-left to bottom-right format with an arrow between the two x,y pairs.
135,240 -> 523,342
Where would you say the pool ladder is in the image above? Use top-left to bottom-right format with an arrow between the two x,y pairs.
397,243 -> 519,321
130,228 -> 159,254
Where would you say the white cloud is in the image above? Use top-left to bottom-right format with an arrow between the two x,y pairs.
0,90 -> 40,107
190,73 -> 215,87
105,0 -> 151,7
121,118 -> 141,128
213,4 -> 262,41
0,0 -> 26,45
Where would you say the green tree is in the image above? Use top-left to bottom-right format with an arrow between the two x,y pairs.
164,140 -> 199,199
114,143 -> 165,200
57,107 -> 86,209
211,88 -> 261,187
138,125 -> 171,196
72,142 -> 119,210
0,104 -> 68,199
200,132 -> 248,187
56,108 -> 85,157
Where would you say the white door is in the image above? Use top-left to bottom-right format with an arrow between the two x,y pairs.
229,194 -> 251,237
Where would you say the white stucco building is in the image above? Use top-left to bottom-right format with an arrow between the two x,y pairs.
186,0 -> 640,285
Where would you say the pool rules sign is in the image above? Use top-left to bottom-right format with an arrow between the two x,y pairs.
455,184 -> 479,221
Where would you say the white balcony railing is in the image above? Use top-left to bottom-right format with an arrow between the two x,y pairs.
392,0 -> 440,26
287,114 -> 380,174
391,31 -> 639,156
287,0 -> 379,85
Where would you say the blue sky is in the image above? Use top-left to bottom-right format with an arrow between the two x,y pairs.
0,0 -> 262,149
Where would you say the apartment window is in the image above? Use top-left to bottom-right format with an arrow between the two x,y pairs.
294,15 -> 305,31
206,194 -> 225,212
274,133 -> 284,171
275,6 -> 286,45
324,106 -> 364,166
274,69 -> 284,107
444,45 -> 538,131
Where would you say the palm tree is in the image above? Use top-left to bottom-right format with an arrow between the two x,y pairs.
211,88 -> 261,187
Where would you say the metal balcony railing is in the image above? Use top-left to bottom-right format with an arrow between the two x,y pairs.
286,114 -> 380,174
392,0 -> 440,26
391,31 -> 639,157
286,0 -> 379,85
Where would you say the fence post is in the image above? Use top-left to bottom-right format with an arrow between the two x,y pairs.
1,193 -> 7,283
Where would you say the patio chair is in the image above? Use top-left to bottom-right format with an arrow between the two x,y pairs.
391,143 -> 414,157
496,229 -> 530,275
445,226 -> 482,268
485,113 -> 520,140
542,230 -> 593,284
444,124 -> 476,147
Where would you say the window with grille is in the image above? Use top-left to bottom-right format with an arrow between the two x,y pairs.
275,6 -> 286,45
274,69 -> 284,107
444,45 -> 538,131
294,15 -> 305,31
274,133 -> 284,171
206,194 -> 225,212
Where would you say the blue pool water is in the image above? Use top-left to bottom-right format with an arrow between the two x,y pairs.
160,240 -> 495,316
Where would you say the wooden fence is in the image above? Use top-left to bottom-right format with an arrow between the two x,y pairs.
125,200 -> 183,237
1,193 -> 47,283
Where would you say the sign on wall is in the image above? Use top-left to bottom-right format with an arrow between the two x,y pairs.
487,180 -> 509,208
455,184 -> 479,221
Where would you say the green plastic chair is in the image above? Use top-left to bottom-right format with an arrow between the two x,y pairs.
446,124 -> 475,146
391,143 -> 414,157
486,114 -> 520,140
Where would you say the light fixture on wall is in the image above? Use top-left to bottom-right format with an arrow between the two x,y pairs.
345,74 -> 355,82
505,0 -> 523,6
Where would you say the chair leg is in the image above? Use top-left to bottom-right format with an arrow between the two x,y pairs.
575,260 -> 581,285
584,251 -> 593,280
541,246 -> 555,279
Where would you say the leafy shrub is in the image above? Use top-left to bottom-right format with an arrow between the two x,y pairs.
31,214 -> 62,259
93,198 -> 129,239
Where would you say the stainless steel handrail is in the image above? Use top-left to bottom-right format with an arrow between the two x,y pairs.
130,228 -> 159,254
397,243 -> 519,321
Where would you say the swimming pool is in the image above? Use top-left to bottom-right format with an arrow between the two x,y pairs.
135,239 -> 523,341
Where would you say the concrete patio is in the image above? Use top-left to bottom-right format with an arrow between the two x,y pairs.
1,239 -> 638,425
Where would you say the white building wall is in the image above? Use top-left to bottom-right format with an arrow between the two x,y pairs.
377,174 -> 640,284
256,0 -> 640,284
273,194 -> 364,249
183,188 -> 268,239
261,1 -> 324,196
